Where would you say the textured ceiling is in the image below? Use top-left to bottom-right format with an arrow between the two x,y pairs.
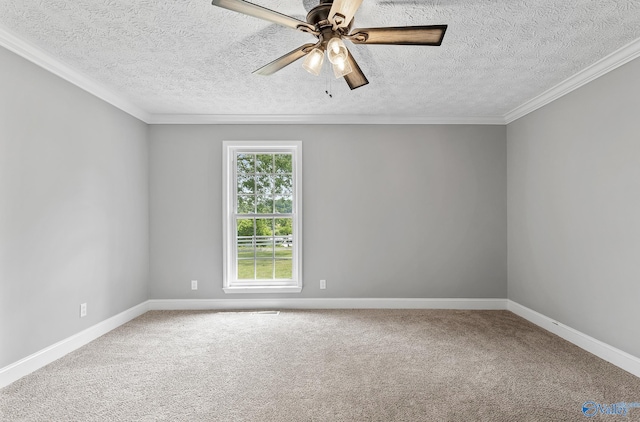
1,0 -> 639,120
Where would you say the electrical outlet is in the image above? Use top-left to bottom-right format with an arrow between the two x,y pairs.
320,279 -> 326,290
191,280 -> 198,290
80,303 -> 87,318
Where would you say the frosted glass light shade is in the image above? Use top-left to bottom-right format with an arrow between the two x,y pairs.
327,37 -> 348,65
302,48 -> 324,76
332,59 -> 353,78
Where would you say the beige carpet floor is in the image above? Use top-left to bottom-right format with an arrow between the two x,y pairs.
1,310 -> 640,421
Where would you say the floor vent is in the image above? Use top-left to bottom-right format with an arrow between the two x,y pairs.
222,310 -> 280,315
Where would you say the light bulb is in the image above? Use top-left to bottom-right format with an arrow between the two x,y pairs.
332,59 -> 353,78
302,48 -> 325,76
327,37 -> 348,65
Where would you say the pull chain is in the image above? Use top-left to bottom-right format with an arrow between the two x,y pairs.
324,63 -> 333,98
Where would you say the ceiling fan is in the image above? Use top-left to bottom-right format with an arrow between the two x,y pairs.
211,0 -> 447,90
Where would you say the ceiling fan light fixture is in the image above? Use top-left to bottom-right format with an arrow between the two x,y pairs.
302,47 -> 325,76
332,59 -> 353,78
327,37 -> 349,65
211,0 -> 447,90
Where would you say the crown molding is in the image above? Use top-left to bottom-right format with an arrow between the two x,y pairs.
3,21 -> 639,127
504,36 -> 640,124
146,114 -> 506,125
0,24 -> 151,123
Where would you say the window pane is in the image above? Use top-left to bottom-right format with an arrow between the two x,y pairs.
256,174 -> 273,195
237,246 -> 254,259
275,259 -> 292,279
255,218 -> 273,235
275,154 -> 292,173
274,196 -> 292,214
237,174 -> 255,194
237,240 -> 254,259
256,260 -> 274,279
237,154 -> 254,173
256,238 -> 273,258
237,259 -> 255,279
275,237 -> 293,259
256,154 -> 273,174
237,219 -> 255,261
237,218 -> 255,236
237,195 -> 255,214
274,174 -> 292,194
275,218 -> 292,236
256,196 -> 274,214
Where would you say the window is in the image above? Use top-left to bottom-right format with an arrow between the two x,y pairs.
222,141 -> 302,293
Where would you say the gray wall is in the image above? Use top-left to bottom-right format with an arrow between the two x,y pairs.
0,47 -> 149,368
149,124 -> 507,300
507,57 -> 640,358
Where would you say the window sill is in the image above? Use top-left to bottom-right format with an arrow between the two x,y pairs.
223,286 -> 302,294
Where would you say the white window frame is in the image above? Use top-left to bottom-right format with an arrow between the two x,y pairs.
222,141 -> 302,293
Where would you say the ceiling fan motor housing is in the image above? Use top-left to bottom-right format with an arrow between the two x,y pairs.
306,0 -> 352,48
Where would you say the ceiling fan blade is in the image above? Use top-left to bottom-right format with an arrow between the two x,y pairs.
328,0 -> 364,28
349,25 -> 447,46
212,0 -> 315,32
343,50 -> 368,90
253,43 -> 317,76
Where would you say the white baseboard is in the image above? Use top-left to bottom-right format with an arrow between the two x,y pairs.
5,298 -> 636,389
147,298 -> 509,311
0,301 -> 149,389
507,300 -> 640,378
0,297 -> 505,389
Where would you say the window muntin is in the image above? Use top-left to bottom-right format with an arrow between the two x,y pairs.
223,142 -> 302,293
